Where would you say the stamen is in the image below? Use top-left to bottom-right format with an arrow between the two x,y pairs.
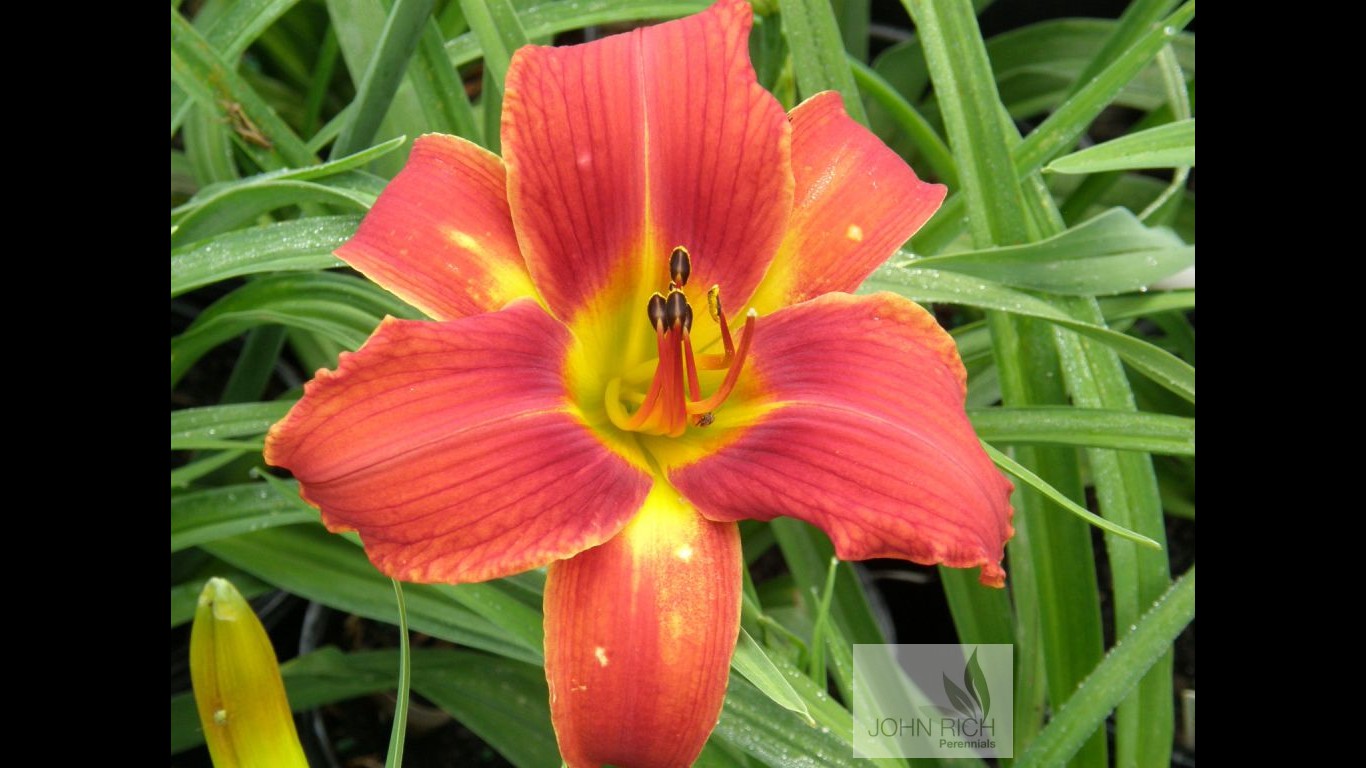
687,309 -> 756,415
704,285 -> 735,366
617,325 -> 672,432
647,292 -> 667,333
683,331 -> 701,402
670,246 -> 691,287
665,289 -> 688,331
608,248 -> 754,436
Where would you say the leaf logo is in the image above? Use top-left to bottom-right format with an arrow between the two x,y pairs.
942,648 -> 991,720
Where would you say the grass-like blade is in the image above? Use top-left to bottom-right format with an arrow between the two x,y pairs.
1047,118 -> 1194,174
171,272 -> 417,387
171,0 -> 303,135
333,0 -> 439,157
983,443 -> 1160,548
778,0 -> 868,124
446,1 -> 708,67
171,401 -> 294,450
170,482 -> 318,553
1016,567 -> 1195,768
906,208 -> 1191,295
969,407 -> 1194,455
172,136 -> 402,222
171,215 -> 359,297
384,580 -> 411,768
458,0 -> 529,99
732,627 -> 815,726
172,177 -> 377,246
863,266 -> 1195,403
171,6 -> 316,168
205,525 -> 542,664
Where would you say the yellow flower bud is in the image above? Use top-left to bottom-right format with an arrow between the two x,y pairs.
190,577 -> 308,768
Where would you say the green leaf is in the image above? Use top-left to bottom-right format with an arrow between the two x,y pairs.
863,266 -> 1195,402
171,215 -> 359,297
171,136 -> 402,224
983,443 -> 1160,549
171,450 -> 250,488
410,652 -> 562,768
770,519 -> 885,645
912,2 -> 1195,252
778,0 -> 868,124
172,647 -> 556,760
805,556 -> 840,685
171,401 -> 292,450
458,0 -> 528,100
204,525 -> 543,663
834,0 -> 870,62
220,326 -> 289,403
410,16 -> 481,142
326,0 -> 428,176
1014,2 -> 1195,178
733,628 -> 815,726
903,0 -> 1028,246
1067,0 -> 1182,99
715,677 -> 855,768
904,208 -> 1193,296
848,58 -> 957,186
970,406 -> 1194,455
1047,118 -> 1194,174
992,18 -> 1194,117
170,482 -> 319,553
911,3 -> 1112,763
446,1 -> 709,68
304,26 -> 342,136
171,272 -> 417,387
1016,567 -> 1195,768
171,6 -> 316,168
385,581 -> 411,768
170,0 -> 303,135
334,0 -> 439,157
1098,290 -> 1194,321
183,103 -> 238,186
171,177 -> 378,249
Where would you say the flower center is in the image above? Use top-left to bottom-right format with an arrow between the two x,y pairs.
604,246 -> 756,438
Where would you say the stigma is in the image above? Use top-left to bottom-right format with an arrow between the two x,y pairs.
605,246 -> 757,438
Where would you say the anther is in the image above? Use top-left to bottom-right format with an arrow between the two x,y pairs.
706,284 -> 735,363
665,290 -> 689,331
670,246 -> 691,287
647,292 -> 667,333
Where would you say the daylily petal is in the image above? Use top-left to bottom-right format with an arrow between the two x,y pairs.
669,293 -> 1014,586
750,92 -> 947,314
336,133 -> 538,321
545,485 -> 741,768
264,300 -> 652,583
502,0 -> 792,328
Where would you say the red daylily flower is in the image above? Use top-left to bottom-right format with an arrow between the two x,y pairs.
265,1 -> 1014,765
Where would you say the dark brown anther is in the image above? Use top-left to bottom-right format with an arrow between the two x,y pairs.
670,246 -> 691,288
647,293 -> 667,332
682,304 -> 694,333
694,412 -> 715,427
665,289 -> 689,331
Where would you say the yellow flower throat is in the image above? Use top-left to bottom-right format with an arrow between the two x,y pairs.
604,246 -> 756,438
